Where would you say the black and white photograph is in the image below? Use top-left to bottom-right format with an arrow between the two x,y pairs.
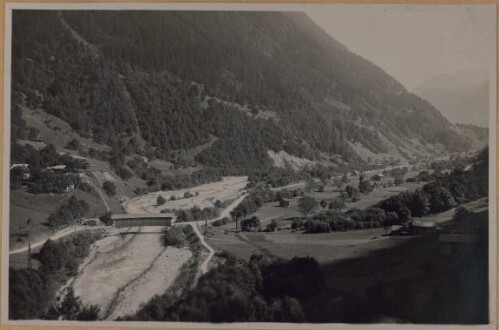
2,3 -> 496,328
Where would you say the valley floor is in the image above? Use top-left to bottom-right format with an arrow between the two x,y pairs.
123,176 -> 248,214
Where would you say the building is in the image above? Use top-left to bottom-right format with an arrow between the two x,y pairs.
111,213 -> 175,228
279,199 -> 290,207
10,164 -> 31,179
411,219 -> 439,235
47,165 -> 67,174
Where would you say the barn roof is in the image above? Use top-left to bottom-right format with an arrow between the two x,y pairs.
111,213 -> 174,220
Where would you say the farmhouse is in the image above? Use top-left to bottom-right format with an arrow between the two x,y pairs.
111,213 -> 175,228
279,199 -> 290,207
411,220 -> 439,235
10,164 -> 31,179
46,164 -> 67,174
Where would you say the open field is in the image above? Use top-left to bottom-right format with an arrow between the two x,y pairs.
124,176 -> 247,214
71,227 -> 190,319
247,181 -> 425,228
208,227 -> 395,263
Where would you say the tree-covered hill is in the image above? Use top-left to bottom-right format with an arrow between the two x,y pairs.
11,10 -> 472,170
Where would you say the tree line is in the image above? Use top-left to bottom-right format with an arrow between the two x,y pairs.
9,232 -> 102,320
125,254 -> 324,322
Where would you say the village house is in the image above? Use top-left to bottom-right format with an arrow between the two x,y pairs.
46,164 -> 67,174
10,164 -> 31,180
279,199 -> 290,207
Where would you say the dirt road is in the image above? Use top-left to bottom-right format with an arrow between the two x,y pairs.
9,225 -> 94,255
178,193 -> 247,275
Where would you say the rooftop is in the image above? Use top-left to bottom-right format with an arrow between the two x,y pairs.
111,213 -> 175,220
47,165 -> 67,170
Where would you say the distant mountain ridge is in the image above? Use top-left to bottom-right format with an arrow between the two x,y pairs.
11,10 -> 474,171
414,69 -> 489,127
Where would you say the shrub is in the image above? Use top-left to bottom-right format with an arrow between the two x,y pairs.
164,227 -> 187,247
99,211 -> 113,226
212,217 -> 231,227
291,219 -> 303,230
116,166 -> 133,181
304,220 -> 330,233
157,195 -> 166,206
102,181 -> 116,196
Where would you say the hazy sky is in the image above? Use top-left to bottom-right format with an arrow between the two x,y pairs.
306,4 -> 495,90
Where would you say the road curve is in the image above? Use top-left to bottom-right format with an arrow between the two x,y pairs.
188,222 -> 213,274
178,193 -> 247,275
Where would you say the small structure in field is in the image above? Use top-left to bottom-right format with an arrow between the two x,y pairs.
47,164 -> 67,174
279,199 -> 290,208
411,220 -> 438,235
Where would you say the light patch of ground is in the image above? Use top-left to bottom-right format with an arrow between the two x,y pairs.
267,150 -> 315,171
324,97 -> 351,112
72,227 -> 185,319
124,176 -> 247,214
92,171 -> 116,184
201,96 -> 278,121
107,246 -> 192,320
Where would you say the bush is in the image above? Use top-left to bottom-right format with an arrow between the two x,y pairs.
212,217 -> 231,227
102,181 -> 116,196
266,219 -> 278,232
66,138 -> 81,151
304,220 -> 330,233
157,195 -> 166,206
47,196 -> 89,229
241,216 -> 260,232
297,195 -> 318,217
99,211 -> 113,226
116,166 -> 133,181
164,227 -> 187,247
291,219 -> 303,230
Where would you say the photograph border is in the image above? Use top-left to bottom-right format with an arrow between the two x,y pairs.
0,2 -> 497,330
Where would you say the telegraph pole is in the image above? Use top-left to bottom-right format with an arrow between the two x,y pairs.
27,243 -> 32,270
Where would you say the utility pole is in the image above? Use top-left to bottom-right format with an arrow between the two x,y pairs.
204,219 -> 208,238
27,243 -> 32,270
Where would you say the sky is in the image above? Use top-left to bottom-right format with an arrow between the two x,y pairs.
306,4 -> 495,91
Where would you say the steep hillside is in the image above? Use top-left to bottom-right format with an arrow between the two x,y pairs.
456,124 -> 489,148
11,10 -> 472,171
414,69 -> 489,127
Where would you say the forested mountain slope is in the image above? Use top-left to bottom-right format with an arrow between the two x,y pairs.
11,10 -> 472,170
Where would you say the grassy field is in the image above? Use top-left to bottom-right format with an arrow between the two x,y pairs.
9,189 -> 109,250
253,180 -> 425,227
207,227 -> 393,264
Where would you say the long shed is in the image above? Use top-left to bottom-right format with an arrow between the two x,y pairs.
111,213 -> 175,228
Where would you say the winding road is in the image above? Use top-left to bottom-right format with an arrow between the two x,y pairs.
177,193 -> 247,275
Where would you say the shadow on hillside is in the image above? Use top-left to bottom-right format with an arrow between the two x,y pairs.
304,215 -> 489,324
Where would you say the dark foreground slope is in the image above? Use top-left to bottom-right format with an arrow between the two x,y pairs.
12,10 -> 471,170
